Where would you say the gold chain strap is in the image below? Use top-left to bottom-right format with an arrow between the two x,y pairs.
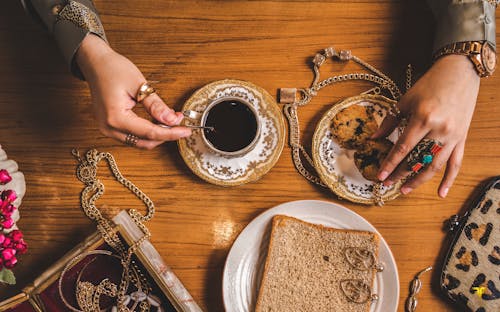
283,104 -> 327,186
283,47 -> 403,191
71,148 -> 155,312
406,64 -> 413,93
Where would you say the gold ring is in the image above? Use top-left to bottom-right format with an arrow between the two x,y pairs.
124,133 -> 139,147
136,81 -> 156,103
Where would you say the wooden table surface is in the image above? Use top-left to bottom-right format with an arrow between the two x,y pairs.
1,0 -> 499,311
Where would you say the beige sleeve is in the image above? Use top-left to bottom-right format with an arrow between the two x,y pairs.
426,0 -> 497,53
21,0 -> 107,79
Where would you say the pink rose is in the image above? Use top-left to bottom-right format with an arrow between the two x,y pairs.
1,204 -> 15,217
0,170 -> 12,185
10,230 -> 22,242
1,218 -> 14,230
1,248 -> 16,261
1,237 -> 11,248
4,257 -> 17,269
15,241 -> 27,254
1,190 -> 17,203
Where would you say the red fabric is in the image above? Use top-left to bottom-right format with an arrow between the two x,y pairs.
5,301 -> 37,312
8,241 -> 177,311
38,244 -> 118,311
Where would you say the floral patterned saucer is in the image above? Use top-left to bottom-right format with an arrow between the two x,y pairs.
312,94 -> 403,205
178,79 -> 286,186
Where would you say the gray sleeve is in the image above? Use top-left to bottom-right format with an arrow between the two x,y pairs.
426,0 -> 497,53
21,0 -> 107,79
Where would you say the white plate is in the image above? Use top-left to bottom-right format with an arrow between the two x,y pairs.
222,200 -> 399,312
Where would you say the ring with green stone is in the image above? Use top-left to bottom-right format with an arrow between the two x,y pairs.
406,139 -> 443,174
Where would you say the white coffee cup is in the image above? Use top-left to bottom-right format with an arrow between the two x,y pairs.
184,96 -> 261,157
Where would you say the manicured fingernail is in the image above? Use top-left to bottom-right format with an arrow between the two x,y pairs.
378,171 -> 389,181
401,186 -> 412,195
440,187 -> 449,198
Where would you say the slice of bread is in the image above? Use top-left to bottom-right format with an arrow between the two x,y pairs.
255,215 -> 379,312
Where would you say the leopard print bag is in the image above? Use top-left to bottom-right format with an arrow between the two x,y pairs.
441,176 -> 500,312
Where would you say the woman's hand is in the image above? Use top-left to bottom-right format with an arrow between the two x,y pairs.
373,54 -> 480,198
76,35 -> 191,149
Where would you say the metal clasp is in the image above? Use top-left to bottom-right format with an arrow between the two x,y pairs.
445,214 -> 462,233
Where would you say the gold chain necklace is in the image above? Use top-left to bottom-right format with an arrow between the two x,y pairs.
281,47 -> 411,205
67,148 -> 156,312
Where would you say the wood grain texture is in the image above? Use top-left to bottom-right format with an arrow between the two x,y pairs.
0,1 -> 499,311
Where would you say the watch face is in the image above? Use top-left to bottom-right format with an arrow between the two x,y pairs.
482,43 -> 497,74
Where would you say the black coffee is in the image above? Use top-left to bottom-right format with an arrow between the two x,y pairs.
204,100 -> 258,153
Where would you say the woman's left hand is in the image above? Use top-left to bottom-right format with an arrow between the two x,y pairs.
372,54 -> 480,198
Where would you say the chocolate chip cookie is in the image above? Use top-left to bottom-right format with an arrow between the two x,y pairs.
331,105 -> 378,149
354,139 -> 393,182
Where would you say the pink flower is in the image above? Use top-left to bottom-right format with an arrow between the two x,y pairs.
1,204 -> 15,217
4,257 -> 17,269
14,241 -> 27,254
1,218 -> 14,230
0,170 -> 11,185
10,230 -> 22,242
2,248 -> 15,261
1,190 -> 17,203
0,234 -> 4,245
1,237 -> 11,248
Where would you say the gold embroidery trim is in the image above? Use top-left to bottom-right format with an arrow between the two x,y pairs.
57,1 -> 106,39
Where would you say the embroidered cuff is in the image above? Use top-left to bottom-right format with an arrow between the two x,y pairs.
22,0 -> 107,79
433,1 -> 497,53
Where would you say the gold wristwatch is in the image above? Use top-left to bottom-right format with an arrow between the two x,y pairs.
433,41 -> 497,77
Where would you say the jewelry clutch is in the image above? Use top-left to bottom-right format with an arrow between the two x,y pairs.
0,211 -> 201,312
441,176 -> 500,311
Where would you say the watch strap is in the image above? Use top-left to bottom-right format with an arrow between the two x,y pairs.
433,41 -> 482,60
433,41 -> 492,77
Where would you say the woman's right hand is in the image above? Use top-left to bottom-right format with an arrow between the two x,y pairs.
372,54 -> 479,198
75,35 -> 191,149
